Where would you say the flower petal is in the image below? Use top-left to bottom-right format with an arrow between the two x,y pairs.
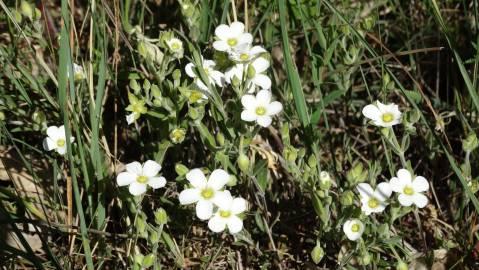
375,182 -> 392,201
362,104 -> 381,121
212,190 -> 232,208
56,146 -> 67,155
208,216 -> 226,232
267,101 -> 283,116
179,188 -> 201,205
226,216 -> 243,234
117,172 -> 136,186
237,34 -> 253,46
126,161 -> 142,175
256,116 -> 272,127
412,193 -> 428,208
46,126 -> 60,140
142,160 -> 162,177
231,198 -> 247,214
253,74 -> 271,90
250,45 -> 267,55
397,194 -> 414,206
241,94 -> 257,110
43,137 -> 56,151
252,57 -> 269,73
208,169 -> 230,190
186,168 -> 207,188
210,70 -> 224,86
215,24 -> 230,40
230,21 -> 245,36
241,110 -> 257,122
196,200 -> 213,220
185,63 -> 197,78
256,90 -> 272,105
213,41 -> 229,52
129,182 -> 147,196
412,176 -> 429,192
356,183 -> 374,199
397,169 -> 412,183
126,113 -> 136,125
389,177 -> 406,193
148,176 -> 166,189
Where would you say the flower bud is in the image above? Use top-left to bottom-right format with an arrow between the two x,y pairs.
311,243 -> 325,264
283,145 -> 298,162
346,163 -> 368,184
138,41 -> 148,58
216,132 -> 225,146
14,10 -> 22,23
227,175 -> 237,187
363,16 -> 375,30
319,171 -> 332,190
247,65 -> 256,79
142,254 -> 155,268
188,106 -> 199,119
358,252 -> 372,266
307,154 -> 317,168
231,76 -> 241,88
172,69 -> 181,81
149,230 -> 159,244
237,154 -> 250,173
0,111 -> 4,121
175,163 -> 189,176
340,190 -> 354,206
154,208 -> 168,225
468,180 -> 479,193
396,261 -> 408,270
20,1 -> 33,20
463,133 -> 478,152
151,84 -> 161,98
170,128 -> 186,144
135,216 -> 146,234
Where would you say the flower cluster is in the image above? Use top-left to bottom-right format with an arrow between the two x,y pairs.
178,168 -> 247,234
185,21 -> 282,127
343,101 -> 430,241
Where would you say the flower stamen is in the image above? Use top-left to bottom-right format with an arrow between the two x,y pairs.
368,198 -> 379,208
382,113 -> 394,123
201,188 -> 214,199
56,139 -> 66,147
351,224 -> 360,232
255,106 -> 266,116
219,210 -> 231,218
136,175 -> 148,184
403,186 -> 414,195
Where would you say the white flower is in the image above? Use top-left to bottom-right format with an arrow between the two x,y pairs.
67,63 -> 85,81
362,101 -> 401,127
213,21 -> 253,52
166,38 -> 183,57
229,44 -> 267,63
356,182 -> 392,215
208,190 -> 247,234
126,113 -> 136,125
116,160 -> 166,196
224,57 -> 271,92
179,168 -> 230,220
43,125 -> 75,155
240,90 -> 283,127
342,219 -> 365,241
389,169 -> 429,208
185,59 -> 224,92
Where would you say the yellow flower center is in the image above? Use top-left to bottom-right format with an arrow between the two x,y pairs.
189,91 -> 203,103
227,38 -> 238,46
56,139 -> 65,147
255,106 -> 266,116
403,186 -> 414,195
239,53 -> 249,61
136,175 -> 148,183
351,224 -> 360,232
382,113 -> 394,123
171,42 -> 180,50
219,210 -> 231,218
368,198 -> 379,208
201,188 -> 214,199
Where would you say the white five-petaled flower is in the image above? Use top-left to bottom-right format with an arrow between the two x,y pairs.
342,219 -> 365,241
116,160 -> 166,196
356,182 -> 392,215
166,38 -> 184,57
224,57 -> 271,92
185,59 -> 224,92
362,101 -> 402,127
229,44 -> 267,63
213,22 -> 253,52
179,168 -> 230,220
240,90 -> 283,127
208,190 -> 247,234
66,63 -> 85,81
43,125 -> 75,155
389,169 -> 429,208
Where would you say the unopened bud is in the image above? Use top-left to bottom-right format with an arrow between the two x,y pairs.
154,208 -> 168,225
237,154 -> 250,173
340,190 -> 354,206
319,171 -> 332,190
175,163 -> 189,176
463,133 -> 478,152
